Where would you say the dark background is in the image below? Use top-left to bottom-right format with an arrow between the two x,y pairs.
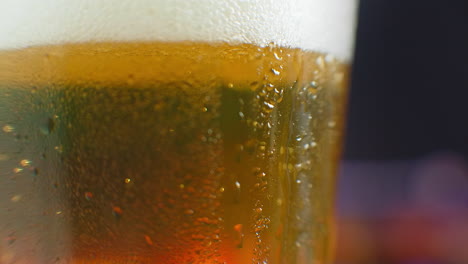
337,1 -> 468,263
344,0 -> 468,160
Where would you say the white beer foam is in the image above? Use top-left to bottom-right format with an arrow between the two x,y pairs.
0,0 -> 357,60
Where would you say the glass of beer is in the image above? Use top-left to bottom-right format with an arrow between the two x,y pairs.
0,1 -> 357,263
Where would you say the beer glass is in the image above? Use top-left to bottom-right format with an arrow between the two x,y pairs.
0,1 -> 357,263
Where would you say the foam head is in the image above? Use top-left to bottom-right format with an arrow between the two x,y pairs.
0,0 -> 357,60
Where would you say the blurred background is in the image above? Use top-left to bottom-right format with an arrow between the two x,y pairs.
336,0 -> 468,263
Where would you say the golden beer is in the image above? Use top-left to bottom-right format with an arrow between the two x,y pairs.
0,0 -> 356,263
1,41 -> 347,263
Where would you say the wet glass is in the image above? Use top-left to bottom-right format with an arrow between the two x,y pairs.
0,1 -> 357,263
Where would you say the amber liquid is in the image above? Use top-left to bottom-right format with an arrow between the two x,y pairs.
0,42 -> 348,264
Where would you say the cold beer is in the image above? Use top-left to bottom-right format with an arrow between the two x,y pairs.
0,1 -> 356,263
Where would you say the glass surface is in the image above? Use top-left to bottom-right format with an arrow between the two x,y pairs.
0,1 -> 357,263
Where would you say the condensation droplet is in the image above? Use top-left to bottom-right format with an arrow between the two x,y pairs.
2,125 -> 14,133
124,178 -> 131,184
308,87 -> 318,96
13,168 -> 23,174
263,101 -> 275,113
185,209 -> 194,215
39,117 -> 55,135
202,106 -> 208,112
20,159 -> 31,167
144,235 -> 153,245
234,224 -> 244,248
84,192 -> 93,201
56,211 -> 62,215
310,142 -> 318,148
255,207 -> 263,213
54,145 -> 63,153
266,83 -> 275,91
273,52 -> 283,61
227,83 -> 234,88
235,181 -> 241,191
238,112 -> 245,119
328,121 -> 337,128
11,195 -> 22,202
219,187 -> 225,193
112,206 -> 123,218
271,68 -> 280,76
296,179 -> 302,184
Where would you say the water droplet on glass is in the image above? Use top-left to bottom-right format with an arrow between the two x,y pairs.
11,195 -> 22,202
39,117 -> 55,135
20,159 -> 31,167
112,206 -> 123,218
144,235 -> 153,245
202,106 -> 208,112
13,168 -> 23,174
328,121 -> 337,128
295,136 -> 303,142
271,68 -> 280,76
273,52 -> 283,61
255,207 -> 263,213
2,125 -> 14,133
124,178 -> 131,184
310,142 -> 318,148
235,181 -> 241,191
84,192 -> 93,201
266,83 -> 275,91
185,209 -> 194,215
54,145 -> 63,153
227,83 -> 234,88
234,224 -> 244,248
56,211 -> 62,215
296,179 -> 302,184
263,101 -> 275,112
